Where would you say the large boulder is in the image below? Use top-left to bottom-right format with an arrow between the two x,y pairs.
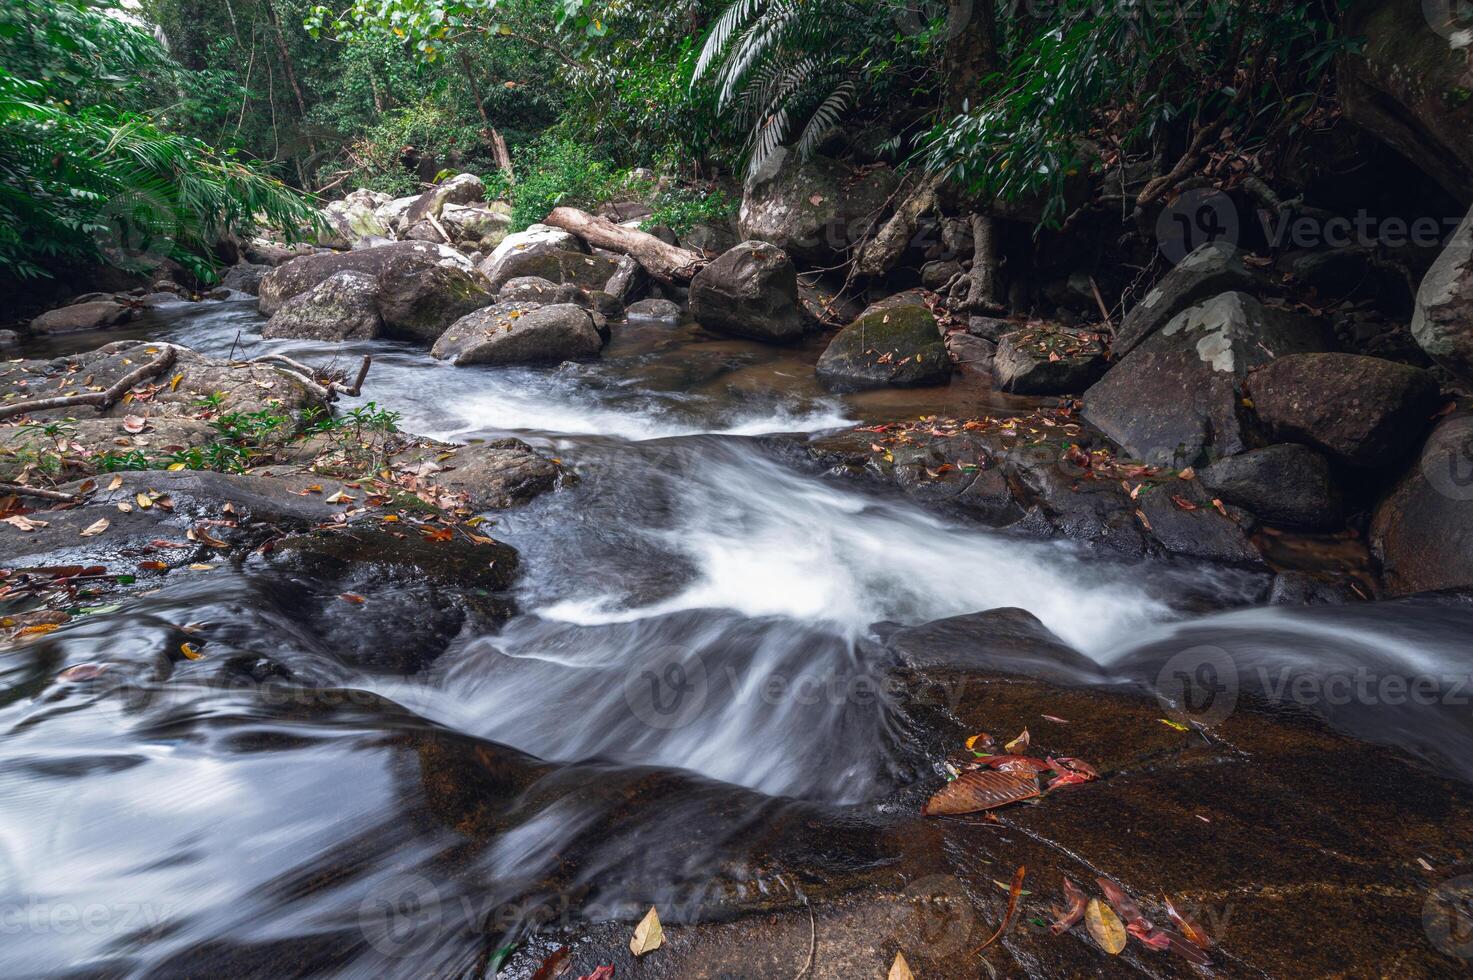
441,202 -> 512,247
1412,203 -> 1473,386
1083,291 -> 1330,466
1340,0 -> 1473,201
688,240 -> 808,343
815,293 -> 951,391
430,301 -> 604,366
262,270 -> 382,341
1246,352 -> 1442,468
317,189 -> 390,248
28,300 -> 134,335
403,173 -> 485,227
373,194 -> 421,235
1201,444 -> 1344,530
258,242 -> 488,342
498,276 -> 562,304
1370,413 -> 1473,594
992,325 -> 1106,394
485,223 -> 585,266
1115,242 -> 1269,355
480,247 -> 620,293
219,262 -> 271,296
738,154 -> 896,265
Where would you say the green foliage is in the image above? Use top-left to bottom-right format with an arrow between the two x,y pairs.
642,185 -> 735,235
506,135 -> 617,230
0,0 -> 318,281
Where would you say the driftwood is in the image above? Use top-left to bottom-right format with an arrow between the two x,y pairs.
543,207 -> 705,284
248,353 -> 372,402
0,482 -> 79,503
0,347 -> 178,422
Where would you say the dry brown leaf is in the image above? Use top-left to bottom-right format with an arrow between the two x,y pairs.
1003,728 -> 1030,753
629,906 -> 663,956
180,641 -> 204,660
922,770 -> 1039,816
1086,898 -> 1127,954
888,951 -> 914,980
107,475 -> 124,491
79,517 -> 110,537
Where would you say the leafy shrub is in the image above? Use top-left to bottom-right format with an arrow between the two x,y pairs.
506,136 -> 618,231
642,185 -> 736,236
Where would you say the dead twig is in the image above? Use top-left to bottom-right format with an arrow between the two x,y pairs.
0,347 -> 177,422
248,352 -> 372,401
0,482 -> 79,503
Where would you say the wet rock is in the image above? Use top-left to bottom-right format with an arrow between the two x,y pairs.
1370,412 -> 1473,595
1340,0 -> 1473,200
689,240 -> 808,343
884,608 -> 1105,684
220,262 -> 271,296
947,333 -> 995,373
798,282 -> 863,325
1083,291 -> 1330,467
1412,202 -> 1473,387
815,293 -> 950,391
625,298 -> 682,323
1201,444 -> 1344,530
992,325 -> 1106,394
738,154 -> 896,265
0,330 -> 19,351
1115,242 -> 1268,355
29,300 -> 134,335
480,247 -> 621,294
1002,447 -> 1149,556
431,301 -> 604,366
371,247 -> 493,344
262,270 -> 382,341
966,315 -> 1013,341
416,438 -> 560,509
1246,352 -> 1442,468
498,276 -> 561,304
137,291 -> 188,307
1134,477 -> 1263,565
604,254 -> 648,305
258,241 -> 478,316
1268,571 -> 1358,605
403,172 -> 485,227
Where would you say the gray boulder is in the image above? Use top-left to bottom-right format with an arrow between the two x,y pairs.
1115,242 -> 1268,356
1412,203 -> 1473,387
1201,444 -> 1344,530
29,301 -> 133,335
220,262 -> 271,296
263,270 -> 382,341
738,154 -> 896,265
688,240 -> 808,343
1370,413 -> 1473,595
1246,352 -> 1442,468
485,224 -> 585,267
431,302 -> 604,366
815,293 -> 951,391
499,276 -> 562,304
318,189 -> 390,248
404,173 -> 485,227
1083,291 -> 1330,467
992,326 -> 1106,394
680,222 -> 739,257
373,194 -> 421,235
480,247 -> 620,293
626,298 -> 682,323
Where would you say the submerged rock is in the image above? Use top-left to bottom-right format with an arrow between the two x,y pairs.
815,293 -> 950,390
689,240 -> 808,343
431,301 -> 604,366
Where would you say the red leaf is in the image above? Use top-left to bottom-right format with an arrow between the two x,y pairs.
1096,878 -> 1150,929
1127,920 -> 1172,950
529,946 -> 570,980
577,968 -> 614,980
975,865 -> 1026,951
1170,494 -> 1198,511
1050,877 -> 1088,935
1164,894 -> 1213,949
338,592 -> 366,604
923,770 -> 1039,816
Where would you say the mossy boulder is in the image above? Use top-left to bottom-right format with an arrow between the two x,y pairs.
481,247 -> 620,293
815,293 -> 951,391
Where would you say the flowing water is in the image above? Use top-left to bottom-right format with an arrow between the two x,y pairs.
5,299 -> 1473,977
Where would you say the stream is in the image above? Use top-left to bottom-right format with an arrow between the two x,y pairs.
4,299 -> 1473,977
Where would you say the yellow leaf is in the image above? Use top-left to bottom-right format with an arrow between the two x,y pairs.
79,517 -> 110,537
167,462 -> 187,471
1003,728 -> 1029,754
1159,717 -> 1190,732
629,906 -> 663,957
180,641 -> 204,660
170,373 -> 184,390
888,952 -> 914,980
136,493 -> 153,510
108,474 -> 123,491
187,563 -> 215,571
116,502 -> 133,513
18,623 -> 61,636
1085,898 -> 1127,954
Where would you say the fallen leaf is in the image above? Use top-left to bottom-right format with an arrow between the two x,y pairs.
888,951 -> 914,980
116,502 -> 134,513
17,623 -> 61,636
1004,728 -> 1030,753
325,490 -> 354,504
3,515 -> 46,531
922,770 -> 1039,816
1170,495 -> 1198,511
1164,895 -> 1212,949
122,415 -> 148,433
630,906 -> 663,956
1127,920 -> 1172,950
107,475 -> 123,491
965,732 -> 994,751
975,865 -> 1026,951
339,592 -> 366,604
80,518 -> 110,537
135,493 -> 153,510
1086,898 -> 1127,954
577,966 -> 614,980
179,641 -> 204,660
1051,877 -> 1088,934
1041,714 -> 1070,724
421,527 -> 455,542
985,755 -> 1053,774
1158,717 -> 1190,732
1178,466 -> 1195,480
138,561 -> 169,571
528,946 -> 571,980
167,462 -> 187,471
187,563 -> 216,571
1096,878 -> 1150,929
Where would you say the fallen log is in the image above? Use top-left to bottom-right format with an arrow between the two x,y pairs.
0,347 -> 178,422
543,207 -> 706,284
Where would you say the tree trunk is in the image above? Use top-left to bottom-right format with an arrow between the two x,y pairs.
264,0 -> 314,155
543,208 -> 705,284
458,50 -> 513,178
